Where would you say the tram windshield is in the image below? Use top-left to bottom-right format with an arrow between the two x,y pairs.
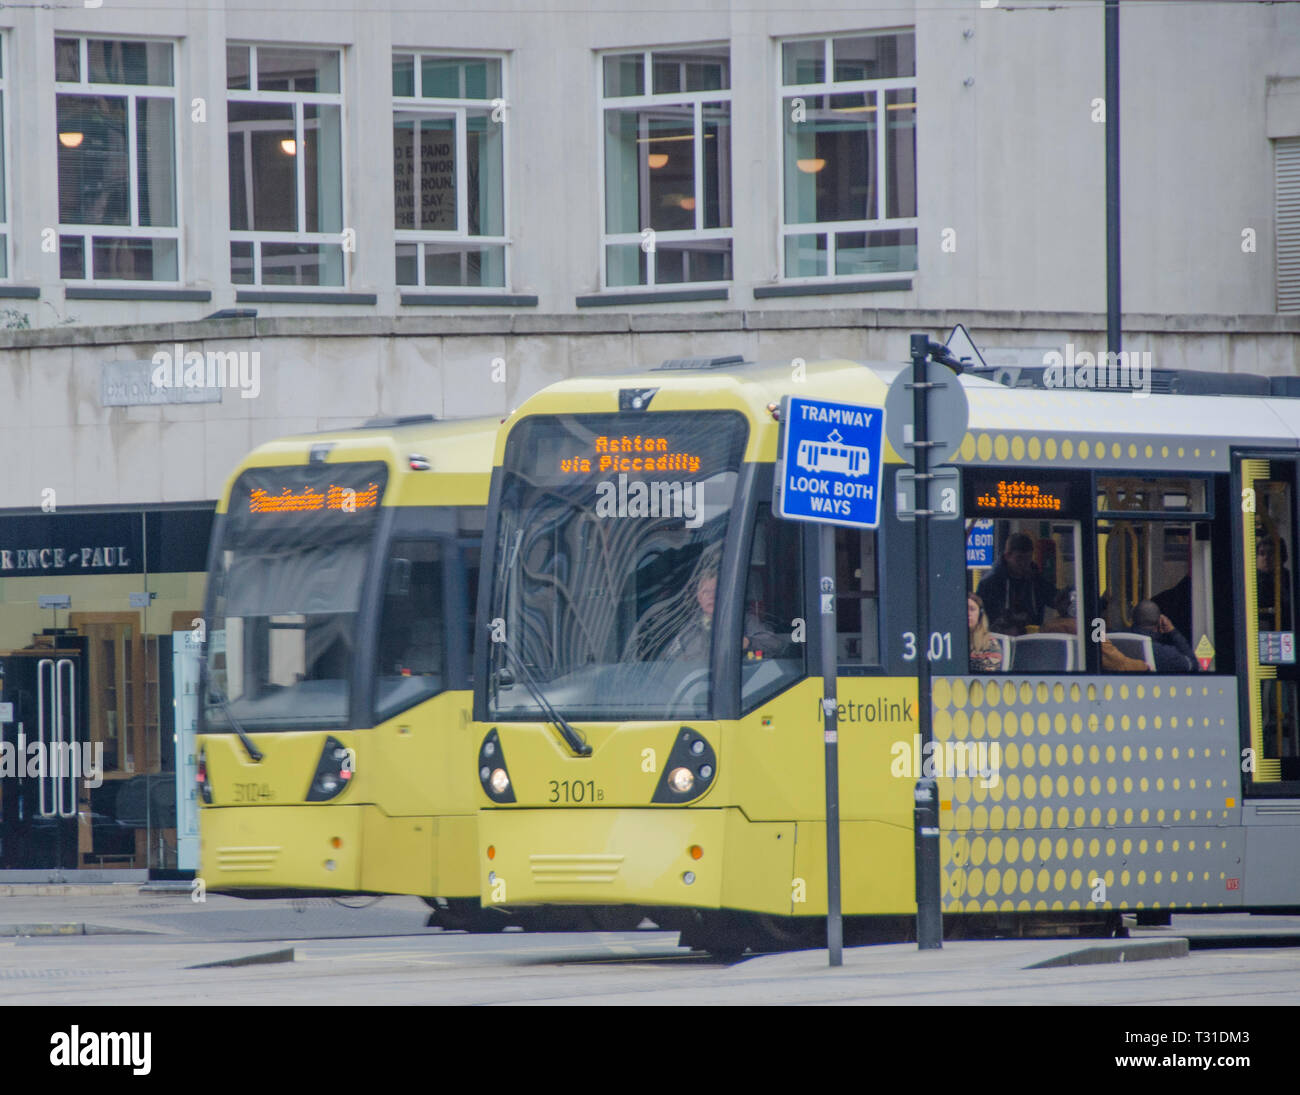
487,411 -> 748,720
203,462 -> 388,731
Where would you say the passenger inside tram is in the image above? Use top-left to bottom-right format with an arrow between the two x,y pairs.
1128,599 -> 1196,673
975,532 -> 1055,636
1257,536 -> 1293,633
967,592 -> 1003,673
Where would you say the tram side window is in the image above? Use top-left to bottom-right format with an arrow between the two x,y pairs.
1095,477 -> 1211,674
835,526 -> 879,670
968,519 -> 1083,673
741,505 -> 807,709
459,542 -> 481,685
457,506 -> 485,685
375,539 -> 445,719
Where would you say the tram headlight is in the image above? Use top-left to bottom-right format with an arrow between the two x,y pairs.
305,736 -> 353,802
667,767 -> 695,794
478,729 -> 517,803
651,727 -> 717,803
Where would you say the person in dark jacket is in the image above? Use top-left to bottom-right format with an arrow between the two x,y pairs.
976,533 -> 1055,636
1132,599 -> 1195,673
1153,574 -> 1193,642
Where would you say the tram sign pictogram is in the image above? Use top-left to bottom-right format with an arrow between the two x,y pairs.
775,396 -> 885,529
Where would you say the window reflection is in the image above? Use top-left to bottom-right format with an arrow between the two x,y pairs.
780,32 -> 916,280
227,45 -> 344,285
56,38 -> 178,282
488,412 -> 747,721
601,46 -> 732,288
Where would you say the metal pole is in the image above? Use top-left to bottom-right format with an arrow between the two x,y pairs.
909,333 -> 943,951
1105,0 -> 1121,359
819,524 -> 843,967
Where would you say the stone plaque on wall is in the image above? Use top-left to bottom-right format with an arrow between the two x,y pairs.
101,359 -> 221,407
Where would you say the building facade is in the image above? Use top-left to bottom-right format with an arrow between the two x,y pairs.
0,0 -> 1298,876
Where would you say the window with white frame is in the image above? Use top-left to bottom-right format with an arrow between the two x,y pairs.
55,37 -> 178,282
227,45 -> 345,287
780,32 -> 916,281
392,53 -> 507,289
600,46 -> 732,288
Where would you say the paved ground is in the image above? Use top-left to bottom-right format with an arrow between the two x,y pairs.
1,890 -> 1299,1006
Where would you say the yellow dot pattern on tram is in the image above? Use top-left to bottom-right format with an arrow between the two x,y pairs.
933,676 -> 1242,913
953,429 -> 1225,472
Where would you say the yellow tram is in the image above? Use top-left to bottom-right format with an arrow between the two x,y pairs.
472,357 -> 1300,951
198,414 -> 496,924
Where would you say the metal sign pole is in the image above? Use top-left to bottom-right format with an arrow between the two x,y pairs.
819,524 -> 843,967
775,393 -> 886,970
1105,0 -> 1121,363
909,333 -> 943,951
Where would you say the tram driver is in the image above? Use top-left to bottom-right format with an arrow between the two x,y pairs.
663,569 -> 793,662
664,571 -> 718,661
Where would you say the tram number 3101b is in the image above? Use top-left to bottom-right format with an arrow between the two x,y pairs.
902,631 -> 953,662
548,779 -> 605,803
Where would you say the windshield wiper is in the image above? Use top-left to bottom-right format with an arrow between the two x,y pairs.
495,638 -> 591,757
206,685 -> 264,763
493,529 -> 591,757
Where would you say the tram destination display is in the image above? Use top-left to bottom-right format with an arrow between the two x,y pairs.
965,471 -> 1082,516
517,410 -> 747,490
231,462 -> 388,521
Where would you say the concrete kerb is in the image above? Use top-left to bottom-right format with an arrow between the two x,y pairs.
0,922 -> 161,937
188,947 -> 295,969
1024,938 -> 1190,968
0,883 -> 142,897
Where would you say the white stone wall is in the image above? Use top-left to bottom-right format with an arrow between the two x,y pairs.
0,309 -> 1296,509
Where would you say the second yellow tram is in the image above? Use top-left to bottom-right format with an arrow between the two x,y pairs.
198,414 -> 500,925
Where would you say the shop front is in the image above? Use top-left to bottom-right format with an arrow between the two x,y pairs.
0,506 -> 212,878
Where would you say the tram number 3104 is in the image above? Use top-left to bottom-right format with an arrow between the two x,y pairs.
902,631 -> 953,662
548,779 -> 605,803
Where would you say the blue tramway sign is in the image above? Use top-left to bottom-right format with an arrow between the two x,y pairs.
774,396 -> 885,529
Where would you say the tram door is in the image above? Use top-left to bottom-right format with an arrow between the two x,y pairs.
0,646 -> 88,870
1237,455 -> 1300,788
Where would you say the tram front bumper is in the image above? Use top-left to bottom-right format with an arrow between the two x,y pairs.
199,805 -> 364,892
479,808 -> 734,909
